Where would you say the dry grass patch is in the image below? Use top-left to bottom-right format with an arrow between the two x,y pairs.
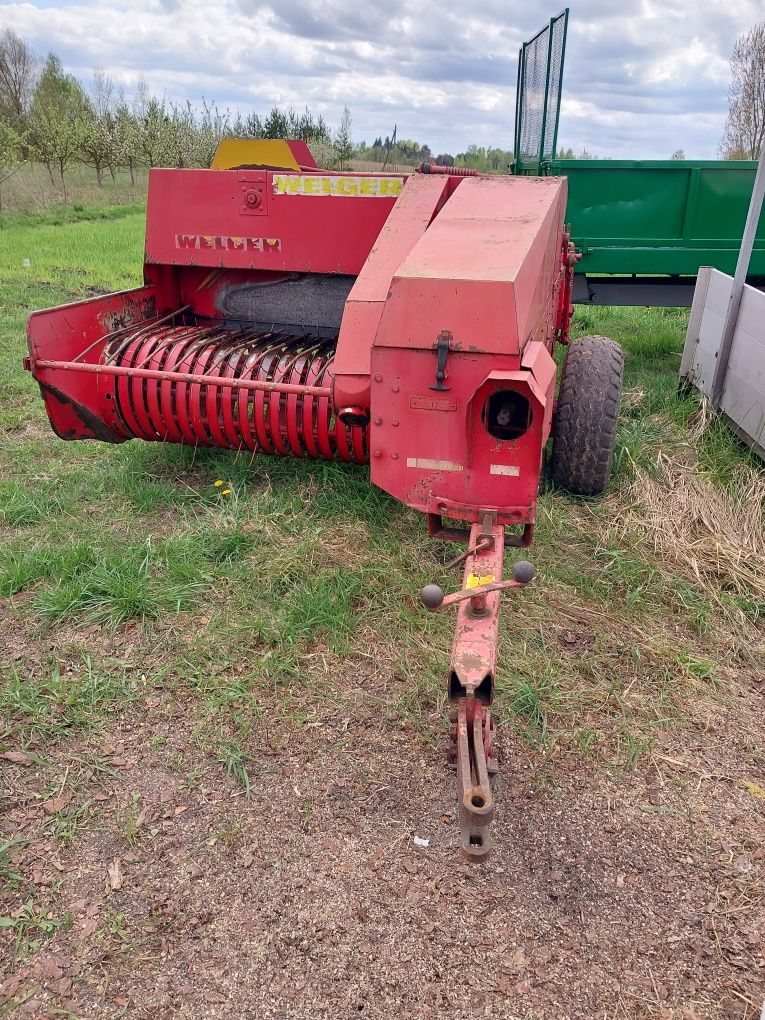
620,449 -> 764,626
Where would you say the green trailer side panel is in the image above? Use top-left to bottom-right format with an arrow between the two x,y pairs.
552,160 -> 765,277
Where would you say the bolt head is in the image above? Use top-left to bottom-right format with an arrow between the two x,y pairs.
511,560 -> 535,584
420,584 -> 445,610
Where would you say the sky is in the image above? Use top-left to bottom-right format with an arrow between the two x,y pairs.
0,0 -> 762,159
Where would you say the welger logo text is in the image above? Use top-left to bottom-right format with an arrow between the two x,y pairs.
272,174 -> 403,198
175,235 -> 282,252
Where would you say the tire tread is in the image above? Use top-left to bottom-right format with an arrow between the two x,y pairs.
550,335 -> 624,496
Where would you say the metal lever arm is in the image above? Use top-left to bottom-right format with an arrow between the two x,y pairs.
421,560 -> 535,612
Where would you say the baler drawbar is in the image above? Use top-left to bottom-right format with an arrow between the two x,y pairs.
26,143 -> 624,861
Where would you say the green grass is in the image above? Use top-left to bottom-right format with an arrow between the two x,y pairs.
0,478 -> 63,526
0,203 -> 144,296
1,161 -> 147,217
32,546 -> 206,626
0,899 -> 73,962
0,657 -> 140,743
0,185 -> 761,778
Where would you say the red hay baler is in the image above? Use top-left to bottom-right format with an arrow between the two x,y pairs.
25,146 -> 624,861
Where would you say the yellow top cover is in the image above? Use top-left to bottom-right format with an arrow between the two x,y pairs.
210,138 -> 305,171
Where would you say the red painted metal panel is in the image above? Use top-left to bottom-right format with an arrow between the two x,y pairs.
144,168 -> 405,276
374,175 -> 567,356
26,285 -> 166,442
333,173 -> 450,405
368,343 -> 556,524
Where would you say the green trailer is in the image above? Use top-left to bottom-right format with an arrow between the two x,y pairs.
552,159 -> 765,305
513,12 -> 765,306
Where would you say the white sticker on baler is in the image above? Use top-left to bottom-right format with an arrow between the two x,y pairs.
406,458 -> 464,472
490,464 -> 520,476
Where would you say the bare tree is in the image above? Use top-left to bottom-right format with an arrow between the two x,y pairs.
195,98 -> 231,167
80,69 -> 118,184
114,96 -> 140,184
0,120 -> 22,212
0,27 -> 38,124
133,77 -> 172,167
721,21 -> 765,159
165,100 -> 198,168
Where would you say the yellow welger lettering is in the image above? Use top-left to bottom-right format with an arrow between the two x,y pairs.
273,173 -> 401,198
336,177 -> 359,196
273,175 -> 301,195
231,236 -> 245,249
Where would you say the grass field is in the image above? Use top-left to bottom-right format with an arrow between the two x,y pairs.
1,199 -> 764,1018
1,163 -> 148,217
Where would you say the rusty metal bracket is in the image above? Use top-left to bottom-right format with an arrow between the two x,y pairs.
427,513 -> 534,548
455,698 -> 495,861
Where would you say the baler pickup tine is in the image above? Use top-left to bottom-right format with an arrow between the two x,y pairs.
31,324 -> 366,461
103,305 -> 193,365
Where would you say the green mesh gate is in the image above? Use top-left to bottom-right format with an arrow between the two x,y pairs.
513,9 -> 569,175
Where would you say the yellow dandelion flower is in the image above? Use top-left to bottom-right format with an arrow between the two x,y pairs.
222,488 -> 232,496
214,479 -> 224,487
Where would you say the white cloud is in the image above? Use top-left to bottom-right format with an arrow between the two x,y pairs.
0,0 -> 761,157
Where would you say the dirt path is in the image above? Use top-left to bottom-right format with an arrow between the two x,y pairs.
2,666 -> 764,1020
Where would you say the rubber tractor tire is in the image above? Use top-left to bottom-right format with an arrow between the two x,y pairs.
549,335 -> 624,497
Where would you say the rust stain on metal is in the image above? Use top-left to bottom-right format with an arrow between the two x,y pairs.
98,296 -> 156,335
37,382 -> 126,444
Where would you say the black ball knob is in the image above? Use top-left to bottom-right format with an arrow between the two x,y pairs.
420,584 -> 445,610
511,560 -> 535,584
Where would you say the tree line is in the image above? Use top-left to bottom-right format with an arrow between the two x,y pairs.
0,27 -> 355,208
1,19 -> 763,212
